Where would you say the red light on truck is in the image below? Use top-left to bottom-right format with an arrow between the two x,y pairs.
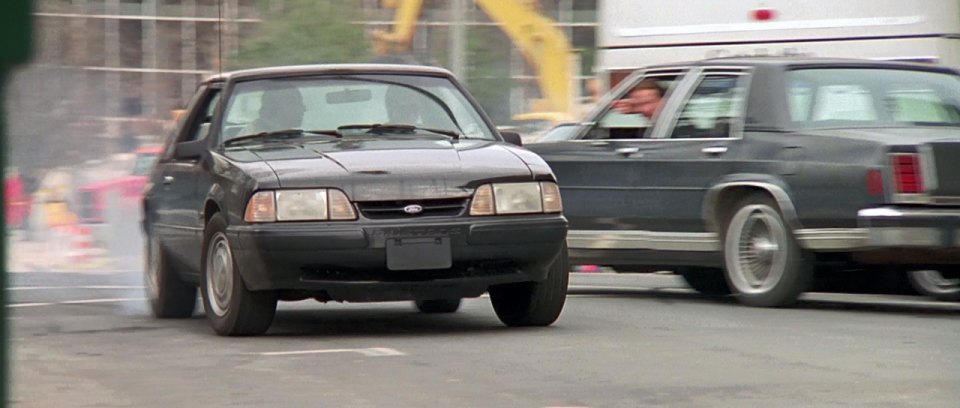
752,8 -> 776,21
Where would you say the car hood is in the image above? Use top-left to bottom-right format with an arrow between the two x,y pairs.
236,138 -> 536,201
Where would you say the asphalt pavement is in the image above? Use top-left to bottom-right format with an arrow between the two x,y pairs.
9,271 -> 960,407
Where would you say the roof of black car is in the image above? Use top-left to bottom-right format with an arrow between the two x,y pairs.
206,63 -> 455,83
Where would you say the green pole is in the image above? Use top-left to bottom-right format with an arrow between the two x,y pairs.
1,0 -> 34,406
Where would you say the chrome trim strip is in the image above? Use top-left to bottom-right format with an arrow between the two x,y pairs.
794,228 -> 868,251
567,230 -> 719,252
858,207 -> 960,218
870,227 -> 941,247
571,226 -> 954,252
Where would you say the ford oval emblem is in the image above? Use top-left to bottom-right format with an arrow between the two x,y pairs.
403,204 -> 424,215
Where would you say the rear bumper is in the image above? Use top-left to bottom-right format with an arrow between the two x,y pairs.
227,215 -> 567,301
795,207 -> 960,265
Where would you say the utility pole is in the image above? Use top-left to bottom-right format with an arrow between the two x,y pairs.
449,0 -> 466,78
143,0 -> 159,118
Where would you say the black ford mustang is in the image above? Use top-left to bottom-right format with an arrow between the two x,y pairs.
142,64 -> 568,336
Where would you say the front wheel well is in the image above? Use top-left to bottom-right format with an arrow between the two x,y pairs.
204,200 -> 221,225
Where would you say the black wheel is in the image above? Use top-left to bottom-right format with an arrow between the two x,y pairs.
414,298 -> 462,314
489,243 -> 569,327
200,213 -> 278,336
678,267 -> 730,295
723,194 -> 813,307
144,230 -> 196,318
907,270 -> 960,302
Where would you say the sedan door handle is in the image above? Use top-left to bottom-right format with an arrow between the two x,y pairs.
162,176 -> 175,185
702,146 -> 728,156
615,147 -> 640,156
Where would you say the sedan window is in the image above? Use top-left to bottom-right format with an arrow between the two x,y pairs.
585,72 -> 683,140
787,68 -> 960,129
668,74 -> 746,139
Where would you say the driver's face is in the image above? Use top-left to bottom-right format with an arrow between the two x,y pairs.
632,89 -> 664,120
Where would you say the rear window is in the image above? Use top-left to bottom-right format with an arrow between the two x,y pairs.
786,68 -> 960,129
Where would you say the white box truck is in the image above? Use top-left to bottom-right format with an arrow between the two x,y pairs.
598,0 -> 960,89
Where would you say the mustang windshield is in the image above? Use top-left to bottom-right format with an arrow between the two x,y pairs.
220,74 -> 496,142
786,68 -> 960,129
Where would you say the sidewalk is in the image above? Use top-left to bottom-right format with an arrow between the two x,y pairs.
7,232 -> 131,274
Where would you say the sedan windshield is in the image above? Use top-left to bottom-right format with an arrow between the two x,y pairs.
220,74 -> 496,143
786,68 -> 960,129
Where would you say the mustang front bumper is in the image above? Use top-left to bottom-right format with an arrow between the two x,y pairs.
227,215 -> 567,301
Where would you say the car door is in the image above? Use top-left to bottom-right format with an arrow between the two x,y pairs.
616,68 -> 752,237
153,84 -> 222,273
527,68 -> 690,264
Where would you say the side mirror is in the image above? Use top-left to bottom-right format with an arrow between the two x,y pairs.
500,131 -> 523,146
174,139 -> 206,160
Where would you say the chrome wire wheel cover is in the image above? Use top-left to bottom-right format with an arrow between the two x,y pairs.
145,234 -> 161,301
727,205 -> 788,294
912,270 -> 960,294
205,232 -> 235,317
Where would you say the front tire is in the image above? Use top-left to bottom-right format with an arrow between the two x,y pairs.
144,230 -> 196,318
201,213 -> 277,336
907,270 -> 960,302
489,244 -> 569,327
723,194 -> 813,307
414,298 -> 462,314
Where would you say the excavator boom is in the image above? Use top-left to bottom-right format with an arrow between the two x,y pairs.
371,0 -> 576,122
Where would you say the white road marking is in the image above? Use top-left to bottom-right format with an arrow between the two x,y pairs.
7,297 -> 146,308
8,302 -> 56,308
257,347 -> 406,357
9,285 -> 145,291
568,285 -> 694,293
60,297 -> 145,305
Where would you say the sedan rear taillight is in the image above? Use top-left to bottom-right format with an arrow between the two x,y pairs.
891,153 -> 924,194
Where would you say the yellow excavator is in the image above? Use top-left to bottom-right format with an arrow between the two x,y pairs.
372,0 -> 578,123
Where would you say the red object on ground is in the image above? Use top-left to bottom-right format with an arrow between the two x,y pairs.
5,172 -> 31,228
76,145 -> 162,224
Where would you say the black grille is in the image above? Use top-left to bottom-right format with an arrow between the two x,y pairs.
356,197 -> 468,219
928,141 -> 960,197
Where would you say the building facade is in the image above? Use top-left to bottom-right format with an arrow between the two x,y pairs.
12,0 -> 597,169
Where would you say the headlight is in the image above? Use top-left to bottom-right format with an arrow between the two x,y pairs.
469,182 -> 562,216
244,189 -> 356,222
276,189 -> 328,221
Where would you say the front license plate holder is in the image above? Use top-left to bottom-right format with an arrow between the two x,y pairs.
386,237 -> 452,271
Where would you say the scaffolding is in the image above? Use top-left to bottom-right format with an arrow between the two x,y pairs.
21,0 -> 596,145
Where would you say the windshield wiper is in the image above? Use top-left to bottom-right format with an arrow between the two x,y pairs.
224,128 -> 341,147
338,123 -> 460,139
